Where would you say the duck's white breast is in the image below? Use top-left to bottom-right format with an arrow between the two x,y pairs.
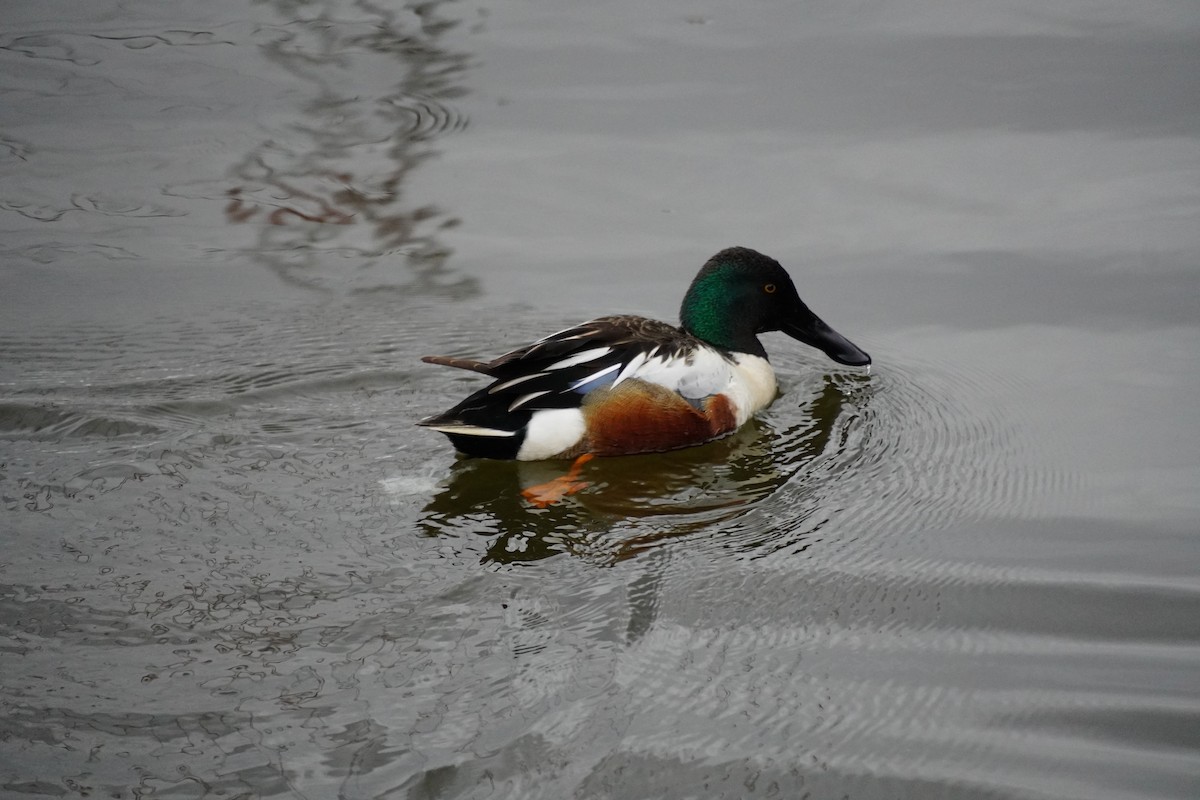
727,353 -> 777,425
623,347 -> 777,427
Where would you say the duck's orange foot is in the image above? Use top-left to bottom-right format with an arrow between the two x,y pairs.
520,454 -> 595,508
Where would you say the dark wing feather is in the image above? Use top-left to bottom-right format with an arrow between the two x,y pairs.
419,355 -> 492,374
419,316 -> 704,432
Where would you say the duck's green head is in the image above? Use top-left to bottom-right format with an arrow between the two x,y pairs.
680,246 -> 871,366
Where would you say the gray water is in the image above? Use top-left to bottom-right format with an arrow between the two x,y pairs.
3,1 -> 1199,798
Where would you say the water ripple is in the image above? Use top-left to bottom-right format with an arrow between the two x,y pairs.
380,92 -> 469,139
91,30 -> 235,49
756,348 -> 1073,552
412,314 -> 1075,566
1,295 -> 1188,799
0,134 -> 33,162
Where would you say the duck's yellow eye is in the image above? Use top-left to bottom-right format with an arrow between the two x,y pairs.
764,283 -> 777,294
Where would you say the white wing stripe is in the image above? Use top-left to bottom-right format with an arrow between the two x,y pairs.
612,351 -> 649,386
423,423 -> 517,437
569,363 -> 620,391
489,372 -> 548,394
508,390 -> 551,411
546,347 -> 612,370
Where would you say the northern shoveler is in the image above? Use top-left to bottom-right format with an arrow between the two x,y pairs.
419,247 -> 870,502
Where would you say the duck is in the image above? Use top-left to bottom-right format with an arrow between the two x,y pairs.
418,247 -> 871,503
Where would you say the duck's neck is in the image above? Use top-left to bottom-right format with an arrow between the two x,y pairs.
680,283 -> 766,358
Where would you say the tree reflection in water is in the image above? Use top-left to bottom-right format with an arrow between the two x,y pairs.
226,0 -> 478,298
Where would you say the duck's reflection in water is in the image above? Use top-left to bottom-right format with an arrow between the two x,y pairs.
419,374 -> 872,564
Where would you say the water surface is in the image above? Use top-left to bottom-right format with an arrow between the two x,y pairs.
2,1 -> 1199,798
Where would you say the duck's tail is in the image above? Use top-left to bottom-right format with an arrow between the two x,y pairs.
421,354 -> 493,374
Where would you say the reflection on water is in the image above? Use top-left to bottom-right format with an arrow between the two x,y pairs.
419,376 -> 872,564
224,0 -> 477,296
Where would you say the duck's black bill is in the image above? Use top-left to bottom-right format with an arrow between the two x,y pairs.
782,317 -> 872,367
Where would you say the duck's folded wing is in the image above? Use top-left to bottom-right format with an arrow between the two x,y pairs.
420,315 -> 740,439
